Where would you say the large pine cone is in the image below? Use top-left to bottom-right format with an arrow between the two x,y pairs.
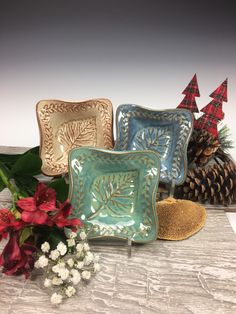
187,129 -> 220,166
175,158 -> 236,206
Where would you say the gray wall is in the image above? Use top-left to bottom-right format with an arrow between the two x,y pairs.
1,0 -> 235,158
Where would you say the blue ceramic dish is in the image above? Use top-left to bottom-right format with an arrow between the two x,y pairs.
115,104 -> 193,185
68,147 -> 160,243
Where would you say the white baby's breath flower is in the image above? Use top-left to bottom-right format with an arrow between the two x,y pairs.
81,270 -> 91,280
84,252 -> 94,266
37,255 -> 48,268
52,265 -> 60,273
44,278 -> 52,287
50,292 -> 63,304
69,231 -> 77,239
52,276 -> 63,286
75,261 -> 84,269
94,254 -> 100,263
79,231 -> 86,240
67,238 -> 75,247
58,268 -> 70,280
34,260 -> 40,269
70,268 -> 79,276
94,263 -> 100,273
41,241 -> 50,253
70,269 -> 81,285
83,243 -> 90,251
76,251 -> 84,259
49,249 -> 60,261
71,276 -> 81,285
67,258 -> 74,268
65,286 -> 76,298
87,251 -> 94,259
59,261 -> 66,267
52,261 -> 66,273
70,274 -> 81,286
76,243 -> 83,253
35,231 -> 97,304
57,242 -> 67,256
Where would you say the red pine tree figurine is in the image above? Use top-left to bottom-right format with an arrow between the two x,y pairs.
195,79 -> 228,138
177,74 -> 200,115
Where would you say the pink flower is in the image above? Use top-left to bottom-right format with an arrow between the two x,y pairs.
52,200 -> 83,230
17,183 -> 56,225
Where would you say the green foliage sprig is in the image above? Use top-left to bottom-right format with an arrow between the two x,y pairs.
0,147 -> 68,202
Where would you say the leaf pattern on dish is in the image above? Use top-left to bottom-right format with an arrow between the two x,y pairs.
89,171 -> 138,220
56,118 -> 96,162
132,127 -> 172,159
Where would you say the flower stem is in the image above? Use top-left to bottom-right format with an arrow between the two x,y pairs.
0,166 -> 21,215
0,167 -> 17,195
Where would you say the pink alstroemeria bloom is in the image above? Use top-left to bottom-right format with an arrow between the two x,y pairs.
52,200 -> 83,230
17,183 -> 56,225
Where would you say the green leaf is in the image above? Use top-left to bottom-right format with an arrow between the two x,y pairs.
0,153 -> 22,168
0,160 -> 11,178
48,178 -> 69,202
15,175 -> 39,196
0,147 -> 40,177
19,227 -> 33,246
48,229 -> 67,249
90,171 -> 138,219
0,146 -> 39,169
34,225 -> 67,249
11,152 -> 42,176
0,160 -> 11,192
0,177 -> 5,192
23,146 -> 40,156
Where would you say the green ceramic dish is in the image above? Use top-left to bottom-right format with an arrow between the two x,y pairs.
68,148 -> 160,243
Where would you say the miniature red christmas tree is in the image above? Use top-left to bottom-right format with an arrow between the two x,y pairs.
177,74 -> 200,115
195,79 -> 228,138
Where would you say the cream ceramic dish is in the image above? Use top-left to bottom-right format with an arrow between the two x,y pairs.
36,98 -> 113,176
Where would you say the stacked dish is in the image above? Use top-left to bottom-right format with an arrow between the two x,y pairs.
37,99 -> 193,243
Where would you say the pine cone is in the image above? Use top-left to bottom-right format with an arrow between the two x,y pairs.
175,159 -> 236,206
187,129 -> 220,166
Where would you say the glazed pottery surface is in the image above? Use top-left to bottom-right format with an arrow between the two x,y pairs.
115,104 -> 193,185
68,147 -> 160,243
36,98 -> 113,176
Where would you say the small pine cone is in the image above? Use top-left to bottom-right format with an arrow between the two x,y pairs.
175,159 -> 236,206
188,129 -> 220,166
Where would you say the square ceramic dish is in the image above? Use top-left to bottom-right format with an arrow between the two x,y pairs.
68,147 -> 160,243
36,98 -> 114,176
115,104 -> 193,185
